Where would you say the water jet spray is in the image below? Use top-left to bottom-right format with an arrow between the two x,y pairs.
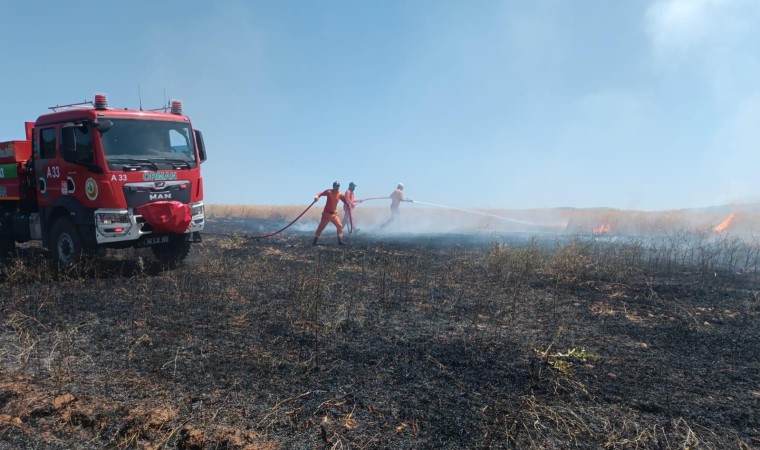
409,200 -> 540,226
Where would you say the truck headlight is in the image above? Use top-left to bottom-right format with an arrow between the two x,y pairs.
97,212 -> 130,224
191,202 -> 204,217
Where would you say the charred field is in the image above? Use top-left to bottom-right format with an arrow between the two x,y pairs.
1,217 -> 759,449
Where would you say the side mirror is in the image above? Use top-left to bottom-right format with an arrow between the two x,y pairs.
96,119 -> 113,133
194,129 -> 207,163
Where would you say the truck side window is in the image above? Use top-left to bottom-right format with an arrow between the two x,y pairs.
62,126 -> 94,165
169,129 -> 190,156
40,128 -> 56,159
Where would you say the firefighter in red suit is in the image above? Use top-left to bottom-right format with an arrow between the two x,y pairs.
342,182 -> 362,233
313,181 -> 349,246
381,182 -> 412,228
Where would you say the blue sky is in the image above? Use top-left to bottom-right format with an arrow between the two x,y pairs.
1,0 -> 759,210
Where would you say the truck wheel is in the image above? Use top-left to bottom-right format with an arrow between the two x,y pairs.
151,235 -> 191,268
0,218 -> 14,260
50,218 -> 84,266
0,237 -> 15,260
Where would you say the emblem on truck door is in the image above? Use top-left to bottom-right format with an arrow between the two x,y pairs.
85,178 -> 98,200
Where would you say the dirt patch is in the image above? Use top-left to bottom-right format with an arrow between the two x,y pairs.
1,227 -> 759,448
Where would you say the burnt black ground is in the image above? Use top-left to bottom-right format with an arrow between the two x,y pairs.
0,218 -> 758,449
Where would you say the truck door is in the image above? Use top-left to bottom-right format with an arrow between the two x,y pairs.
35,126 -> 62,206
60,123 -> 95,203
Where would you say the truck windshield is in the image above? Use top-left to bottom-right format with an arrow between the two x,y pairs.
99,119 -> 197,169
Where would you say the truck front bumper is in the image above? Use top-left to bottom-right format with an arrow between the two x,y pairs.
94,201 -> 205,245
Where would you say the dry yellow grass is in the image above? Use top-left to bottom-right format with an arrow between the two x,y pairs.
206,204 -> 309,220
205,203 -> 760,236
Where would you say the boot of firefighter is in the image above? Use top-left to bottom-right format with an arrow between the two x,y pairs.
338,237 -> 346,246
312,237 -> 319,246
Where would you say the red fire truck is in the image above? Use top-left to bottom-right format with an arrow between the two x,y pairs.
0,94 -> 206,266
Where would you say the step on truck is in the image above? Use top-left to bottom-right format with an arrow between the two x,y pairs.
0,94 -> 207,266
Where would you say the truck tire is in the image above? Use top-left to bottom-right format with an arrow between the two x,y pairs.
151,235 -> 191,268
50,218 -> 84,266
0,237 -> 14,260
0,217 -> 13,260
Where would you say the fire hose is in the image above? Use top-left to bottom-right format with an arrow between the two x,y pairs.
206,195 -> 413,241
213,198 -> 356,240
246,195 -> 413,238
358,197 -> 414,203
341,196 -> 412,233
343,197 -> 384,234
245,199 -> 319,239
248,200 -> 354,240
203,197 -> 404,239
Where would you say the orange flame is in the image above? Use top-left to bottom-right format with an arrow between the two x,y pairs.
593,222 -> 611,235
713,212 -> 736,233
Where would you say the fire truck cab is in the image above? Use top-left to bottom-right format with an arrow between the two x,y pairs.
0,94 -> 206,266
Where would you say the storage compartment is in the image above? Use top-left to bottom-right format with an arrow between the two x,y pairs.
0,128 -> 33,203
0,140 -> 32,164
